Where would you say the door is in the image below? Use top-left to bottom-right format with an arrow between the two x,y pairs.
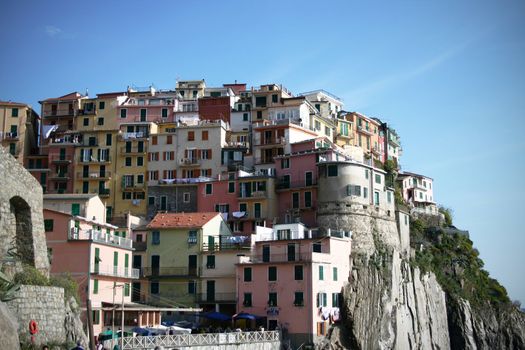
59,148 -> 66,161
287,244 -> 296,261
94,248 -> 100,274
208,236 -> 215,251
132,282 -> 141,302
206,280 -> 215,302
100,165 -> 106,177
262,245 -> 270,262
83,165 -> 89,178
151,255 -> 160,276
82,181 -> 89,194
188,255 -> 197,275
305,172 -> 313,186
10,125 -> 17,137
133,255 -> 142,269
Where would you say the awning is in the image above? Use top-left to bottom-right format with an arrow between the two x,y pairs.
233,312 -> 264,320
201,311 -> 231,322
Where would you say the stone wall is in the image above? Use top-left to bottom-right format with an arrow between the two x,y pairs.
147,185 -> 198,219
0,147 -> 49,275
6,285 -> 66,345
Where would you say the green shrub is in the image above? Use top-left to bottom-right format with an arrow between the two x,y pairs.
13,265 -> 49,286
50,273 -> 80,304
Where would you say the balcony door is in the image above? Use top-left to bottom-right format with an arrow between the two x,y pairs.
151,255 -> 160,276
188,255 -> 197,275
206,280 -> 215,302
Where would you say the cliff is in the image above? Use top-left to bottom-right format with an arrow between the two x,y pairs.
318,205 -> 525,350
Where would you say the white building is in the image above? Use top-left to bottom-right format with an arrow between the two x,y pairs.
398,171 -> 438,216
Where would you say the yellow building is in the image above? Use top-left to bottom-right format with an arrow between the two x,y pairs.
0,101 -> 39,165
144,212 -> 233,308
336,111 -> 381,162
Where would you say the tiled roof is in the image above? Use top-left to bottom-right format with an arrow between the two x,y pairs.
0,100 -> 28,107
147,212 -> 219,229
40,92 -> 83,103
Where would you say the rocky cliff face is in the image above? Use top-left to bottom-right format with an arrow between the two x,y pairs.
317,205 -> 525,349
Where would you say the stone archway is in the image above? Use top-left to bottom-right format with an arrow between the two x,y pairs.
9,196 -> 35,266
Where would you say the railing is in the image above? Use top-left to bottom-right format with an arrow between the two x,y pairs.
69,228 -> 133,249
201,242 -> 251,252
76,171 -> 111,179
49,172 -> 70,179
49,154 -> 72,162
79,156 -> 111,163
238,190 -> 267,199
2,132 -> 18,140
249,252 -> 314,263
142,266 -> 199,277
196,292 -> 236,302
276,179 -> 317,190
98,189 -> 110,197
119,131 -> 149,140
133,241 -> 147,251
157,177 -> 212,185
43,110 -> 75,117
91,264 -> 139,279
357,125 -> 373,135
254,137 -> 286,146
110,331 -> 280,349
120,146 -> 146,154
179,158 -> 200,166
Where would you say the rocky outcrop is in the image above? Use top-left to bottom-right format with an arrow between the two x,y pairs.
0,301 -> 20,350
64,297 -> 88,347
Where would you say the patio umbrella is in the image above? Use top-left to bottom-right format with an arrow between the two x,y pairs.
233,312 -> 261,320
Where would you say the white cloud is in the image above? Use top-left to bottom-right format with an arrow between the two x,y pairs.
45,25 -> 62,37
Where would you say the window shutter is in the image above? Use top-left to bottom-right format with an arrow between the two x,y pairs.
194,169 -> 200,177
184,149 -> 188,158
208,149 -> 212,158
163,170 -> 167,179
146,172 -> 149,181
173,169 -> 177,178
197,149 -> 202,159
163,152 -> 166,161
154,171 -> 158,180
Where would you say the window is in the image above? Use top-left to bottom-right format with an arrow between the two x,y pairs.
262,245 -> 270,262
120,109 -> 127,118
294,265 -> 303,280
188,281 -> 196,294
124,283 -> 130,296
206,255 -> 215,269
92,310 -> 100,325
152,231 -> 160,245
304,192 -> 312,207
166,135 -> 173,144
205,183 -> 212,195
243,293 -> 252,307
374,191 -> 380,205
99,101 -> 105,110
348,185 -> 362,196
387,191 -> 392,203
404,215 -> 408,225
315,120 -> 321,130
365,169 -> 369,179
325,126 -> 331,136
257,110 -> 262,119
315,103 -> 321,111
228,182 -> 235,193
319,265 -> 324,280
281,158 -> 290,169
239,203 -> 247,212
9,143 -> 15,155
161,108 -> 168,118
292,192 -> 299,209
332,293 -> 341,307
255,96 -> 267,107
97,117 -> 104,126
183,192 -> 190,203
333,267 -> 338,281
268,266 -> 277,281
106,133 -> 112,146
243,113 -> 249,121
268,292 -> 277,306
71,203 -> 80,216
202,131 -> 208,140
137,157 -> 144,166
44,219 -> 54,232
188,230 -> 197,244
125,157 -> 132,166
201,149 -> 211,159
149,171 -> 159,181
313,242 -> 321,253
83,118 -> 89,126
140,108 -> 147,121
294,292 -> 304,306
254,203 -> 261,218
317,292 -> 327,307
188,131 -> 195,141
363,187 -> 368,199
328,165 -> 338,177
11,108 -> 18,117
150,281 -> 159,294
93,279 -> 99,294
244,267 -> 252,282
375,174 -> 382,184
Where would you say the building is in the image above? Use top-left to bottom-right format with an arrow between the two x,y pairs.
336,111 -> 383,164
397,171 -> 438,216
236,223 -> 351,347
298,90 -> 344,120
43,208 -> 140,335
143,212 -> 233,309
0,100 -> 39,165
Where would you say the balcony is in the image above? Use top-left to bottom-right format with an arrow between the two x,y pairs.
142,266 -> 199,278
1,132 -> 19,141
98,189 -> 110,197
50,154 -> 72,163
79,155 -> 111,163
133,241 -> 147,251
76,171 -> 112,180
120,146 -> 146,154
119,131 -> 149,140
276,179 -> 317,190
43,110 -> 75,118
357,125 -> 373,136
238,190 -> 267,199
49,172 -> 70,180
254,137 -> 286,147
69,228 -> 134,249
179,158 -> 200,167
122,182 -> 144,190
196,292 -> 236,303
249,252 -> 314,264
91,264 -> 139,279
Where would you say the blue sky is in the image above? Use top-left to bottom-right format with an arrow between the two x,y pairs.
1,0 -> 524,302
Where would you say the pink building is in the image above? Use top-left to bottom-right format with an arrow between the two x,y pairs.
236,223 -> 351,347
274,137 -> 347,227
43,209 -> 160,336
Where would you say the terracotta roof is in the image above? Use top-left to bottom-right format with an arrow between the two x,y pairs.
0,100 -> 29,107
147,212 -> 219,229
39,92 -> 83,103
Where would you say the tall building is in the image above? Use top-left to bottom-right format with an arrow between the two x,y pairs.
0,100 -> 39,165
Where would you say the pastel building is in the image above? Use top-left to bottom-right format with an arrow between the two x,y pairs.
43,208 -> 140,335
236,223 -> 351,347
144,212 -> 232,308
398,171 -> 438,216
0,100 -> 39,165
298,90 -> 344,120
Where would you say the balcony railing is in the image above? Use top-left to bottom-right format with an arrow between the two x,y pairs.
179,158 -> 200,166
122,182 -> 144,189
98,189 -> 110,197
133,241 -> 147,251
49,172 -> 70,180
276,179 -> 317,190
249,252 -> 315,264
49,154 -> 72,163
196,292 -> 236,302
79,155 -> 111,163
120,147 -> 146,154
69,228 -> 133,249
91,264 -> 139,279
238,190 -> 267,199
1,132 -> 18,140
357,125 -> 373,135
43,110 -> 75,118
76,171 -> 112,179
142,266 -> 199,277
119,131 -> 149,140
254,137 -> 286,146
